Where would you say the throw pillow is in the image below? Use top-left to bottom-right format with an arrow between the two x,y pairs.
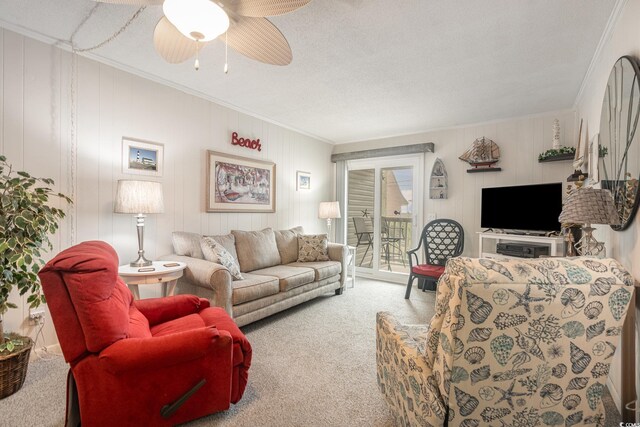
297,234 -> 330,262
201,237 -> 244,280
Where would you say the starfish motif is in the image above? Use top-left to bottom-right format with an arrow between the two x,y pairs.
493,380 -> 527,410
361,209 -> 370,218
508,284 -> 544,316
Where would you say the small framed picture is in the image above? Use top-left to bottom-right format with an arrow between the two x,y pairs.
297,171 -> 311,190
122,138 -> 164,177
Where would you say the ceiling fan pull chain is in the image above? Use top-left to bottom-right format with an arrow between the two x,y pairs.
194,41 -> 201,71
224,31 -> 229,74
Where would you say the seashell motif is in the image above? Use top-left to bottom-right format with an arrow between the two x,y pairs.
564,265 -> 592,284
561,321 -> 585,339
468,327 -> 493,342
460,420 -> 480,427
589,277 -> 614,296
454,386 -> 479,416
586,320 -> 605,341
539,383 -> 563,408
606,326 -> 622,336
493,312 -> 527,330
428,331 -> 440,353
491,368 -> 531,382
563,394 -> 581,410
443,359 -> 451,394
549,271 -> 569,285
541,259 -> 559,270
565,411 -> 583,427
583,259 -> 607,272
551,363 -> 567,379
490,334 -> 514,367
466,291 -> 493,324
453,337 -> 465,360
609,288 -> 632,321
470,365 -> 491,384
567,377 -> 589,390
479,386 -> 495,401
479,259 -> 514,280
440,333 -> 452,353
451,305 -> 465,331
541,411 -> 564,426
464,346 -> 486,365
586,382 -> 604,410
514,328 -> 545,361
570,342 -> 591,374
583,301 -> 603,320
610,261 -> 634,285
590,362 -> 609,379
451,366 -> 469,383
509,351 -> 531,369
493,288 -> 510,305
560,288 -> 586,318
480,407 -> 511,422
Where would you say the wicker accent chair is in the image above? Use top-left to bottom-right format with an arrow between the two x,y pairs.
405,219 -> 464,298
377,257 -> 635,427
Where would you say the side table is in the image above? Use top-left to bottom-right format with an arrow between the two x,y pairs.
118,261 -> 187,300
347,245 -> 356,289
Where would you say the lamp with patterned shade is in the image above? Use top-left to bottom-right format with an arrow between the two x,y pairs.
558,187 -> 620,256
115,180 -> 164,267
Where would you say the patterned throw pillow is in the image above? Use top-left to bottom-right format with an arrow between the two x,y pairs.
200,237 -> 244,280
297,234 -> 330,262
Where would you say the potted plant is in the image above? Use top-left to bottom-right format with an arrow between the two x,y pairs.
0,155 -> 71,398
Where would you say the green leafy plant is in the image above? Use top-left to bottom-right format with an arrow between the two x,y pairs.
0,155 -> 72,346
538,146 -> 576,161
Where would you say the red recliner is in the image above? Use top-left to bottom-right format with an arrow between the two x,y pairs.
39,241 -> 252,427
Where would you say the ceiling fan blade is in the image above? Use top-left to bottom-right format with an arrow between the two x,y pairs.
153,17 -> 201,64
230,0 -> 311,17
224,17 -> 292,65
93,0 -> 162,5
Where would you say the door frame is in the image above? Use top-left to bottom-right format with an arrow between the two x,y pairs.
346,154 -> 424,284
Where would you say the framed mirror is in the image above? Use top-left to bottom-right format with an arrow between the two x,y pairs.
599,55 -> 640,231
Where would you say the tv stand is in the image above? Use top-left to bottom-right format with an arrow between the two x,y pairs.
478,232 -> 565,259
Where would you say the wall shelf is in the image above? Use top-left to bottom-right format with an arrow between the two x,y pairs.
467,167 -> 502,173
429,158 -> 448,199
538,154 -> 574,163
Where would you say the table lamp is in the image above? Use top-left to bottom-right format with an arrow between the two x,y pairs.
318,201 -> 341,241
558,187 -> 620,256
114,180 -> 164,267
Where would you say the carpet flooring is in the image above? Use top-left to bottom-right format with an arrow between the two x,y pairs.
0,279 -> 622,426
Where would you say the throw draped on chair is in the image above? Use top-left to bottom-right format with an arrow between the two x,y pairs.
39,241 -> 252,427
405,219 -> 464,298
378,257 -> 635,427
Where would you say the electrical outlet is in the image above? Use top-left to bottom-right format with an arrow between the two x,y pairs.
29,309 -> 45,320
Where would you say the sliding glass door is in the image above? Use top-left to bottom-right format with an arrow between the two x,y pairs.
346,156 -> 423,282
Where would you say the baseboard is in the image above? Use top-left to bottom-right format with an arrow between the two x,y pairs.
607,376 -> 622,413
31,342 -> 63,360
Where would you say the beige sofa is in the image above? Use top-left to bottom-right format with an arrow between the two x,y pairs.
160,227 -> 348,327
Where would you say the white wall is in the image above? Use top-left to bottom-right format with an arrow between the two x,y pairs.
574,0 -> 640,419
333,110 -> 576,257
0,29 -> 335,347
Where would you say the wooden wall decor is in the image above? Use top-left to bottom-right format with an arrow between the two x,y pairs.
429,158 -> 448,199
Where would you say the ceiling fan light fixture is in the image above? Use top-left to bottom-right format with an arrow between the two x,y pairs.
163,0 -> 229,42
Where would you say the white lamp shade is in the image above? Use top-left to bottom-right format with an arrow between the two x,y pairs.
318,201 -> 341,219
114,180 -> 164,214
163,0 -> 230,42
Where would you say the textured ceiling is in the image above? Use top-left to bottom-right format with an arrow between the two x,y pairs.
0,0 -> 617,143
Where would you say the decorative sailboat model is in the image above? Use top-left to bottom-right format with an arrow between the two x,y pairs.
459,137 -> 502,173
567,119 -> 588,182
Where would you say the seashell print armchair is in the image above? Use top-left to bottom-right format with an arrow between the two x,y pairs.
376,257 -> 635,427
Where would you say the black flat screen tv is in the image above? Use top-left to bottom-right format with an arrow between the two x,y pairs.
481,183 -> 563,233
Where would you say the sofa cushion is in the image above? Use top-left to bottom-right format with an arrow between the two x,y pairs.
250,265 -> 315,292
205,233 -> 238,260
201,237 -> 244,281
287,261 -> 342,281
172,231 -> 204,259
232,228 -> 282,272
297,234 -> 330,262
231,273 -> 280,305
274,226 -> 304,264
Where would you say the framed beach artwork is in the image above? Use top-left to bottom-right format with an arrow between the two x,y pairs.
296,171 -> 311,190
206,151 -> 276,213
122,138 -> 164,177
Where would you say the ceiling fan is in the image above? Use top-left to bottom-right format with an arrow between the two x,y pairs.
94,0 -> 311,69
